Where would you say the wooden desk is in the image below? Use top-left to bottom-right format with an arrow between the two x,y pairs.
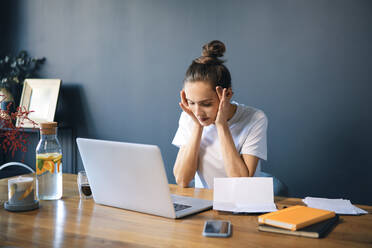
0,174 -> 371,247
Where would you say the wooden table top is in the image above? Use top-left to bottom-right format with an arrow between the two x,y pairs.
0,173 -> 371,247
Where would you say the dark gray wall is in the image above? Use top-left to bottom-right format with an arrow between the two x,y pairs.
0,1 -> 12,55
5,0 -> 372,204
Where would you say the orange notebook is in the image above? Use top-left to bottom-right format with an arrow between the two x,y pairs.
258,205 -> 335,231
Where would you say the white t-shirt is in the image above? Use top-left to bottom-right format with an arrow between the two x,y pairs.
172,101 -> 268,189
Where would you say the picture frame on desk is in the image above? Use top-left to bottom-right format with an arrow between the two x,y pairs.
16,79 -> 61,128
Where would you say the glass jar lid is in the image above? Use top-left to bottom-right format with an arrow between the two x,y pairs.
39,122 -> 58,135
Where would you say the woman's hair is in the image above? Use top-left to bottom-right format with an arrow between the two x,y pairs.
184,40 -> 231,90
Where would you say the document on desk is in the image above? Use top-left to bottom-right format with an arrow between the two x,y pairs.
213,177 -> 278,213
303,197 -> 368,215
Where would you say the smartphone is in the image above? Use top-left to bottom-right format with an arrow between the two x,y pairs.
202,220 -> 231,237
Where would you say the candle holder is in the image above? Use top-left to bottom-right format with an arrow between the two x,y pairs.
4,176 -> 39,212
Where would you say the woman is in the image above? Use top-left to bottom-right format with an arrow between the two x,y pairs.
172,40 -> 269,189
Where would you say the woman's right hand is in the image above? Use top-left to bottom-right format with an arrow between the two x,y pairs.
179,90 -> 201,126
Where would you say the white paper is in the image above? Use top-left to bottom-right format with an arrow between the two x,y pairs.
213,177 -> 277,213
303,197 -> 368,215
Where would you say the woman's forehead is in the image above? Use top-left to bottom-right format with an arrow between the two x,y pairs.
184,82 -> 217,102
184,81 -> 215,96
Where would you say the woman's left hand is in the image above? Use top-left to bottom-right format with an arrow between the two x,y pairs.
215,86 -> 233,126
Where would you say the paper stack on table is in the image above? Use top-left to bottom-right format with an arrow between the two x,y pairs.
213,177 -> 278,213
303,197 -> 368,215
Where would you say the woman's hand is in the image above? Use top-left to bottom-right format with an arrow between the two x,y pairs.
215,86 -> 233,127
179,90 -> 201,126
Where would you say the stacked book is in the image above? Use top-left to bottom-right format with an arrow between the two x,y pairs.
258,205 -> 339,238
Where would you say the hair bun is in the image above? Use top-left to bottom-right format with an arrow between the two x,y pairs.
194,40 -> 226,64
202,40 -> 226,58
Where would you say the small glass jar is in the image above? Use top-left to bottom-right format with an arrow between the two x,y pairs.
36,122 -> 63,200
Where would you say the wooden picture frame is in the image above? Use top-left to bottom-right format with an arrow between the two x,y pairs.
16,79 -> 61,128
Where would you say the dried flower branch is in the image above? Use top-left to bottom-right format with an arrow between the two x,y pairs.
0,94 -> 37,160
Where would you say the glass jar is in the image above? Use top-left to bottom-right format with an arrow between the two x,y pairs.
36,122 -> 63,200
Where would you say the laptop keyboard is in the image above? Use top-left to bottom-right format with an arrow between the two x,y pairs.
173,203 -> 192,212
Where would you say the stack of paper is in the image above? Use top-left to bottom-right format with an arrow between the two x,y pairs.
303,197 -> 368,215
213,177 -> 278,213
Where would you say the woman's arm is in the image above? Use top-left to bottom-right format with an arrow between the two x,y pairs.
216,123 -> 259,177
173,124 -> 203,187
173,90 -> 203,188
215,87 -> 259,177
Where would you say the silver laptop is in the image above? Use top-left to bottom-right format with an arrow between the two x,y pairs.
76,138 -> 212,218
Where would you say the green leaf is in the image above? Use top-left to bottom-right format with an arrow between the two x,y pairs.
37,159 -> 43,171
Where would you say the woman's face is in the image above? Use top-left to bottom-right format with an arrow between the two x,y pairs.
184,81 -> 220,126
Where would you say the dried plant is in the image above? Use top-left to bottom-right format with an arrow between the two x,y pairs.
0,94 -> 37,160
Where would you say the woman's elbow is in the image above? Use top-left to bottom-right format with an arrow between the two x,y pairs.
175,176 -> 190,188
178,182 -> 189,188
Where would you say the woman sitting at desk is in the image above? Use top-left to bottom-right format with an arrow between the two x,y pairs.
172,41 -> 267,188
172,40 -> 285,195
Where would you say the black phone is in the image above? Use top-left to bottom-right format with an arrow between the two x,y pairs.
202,220 -> 231,237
